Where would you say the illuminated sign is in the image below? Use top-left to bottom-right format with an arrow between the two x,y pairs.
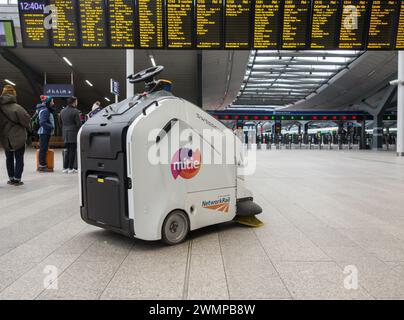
0,20 -> 16,48
17,0 -> 404,50
108,0 -> 136,48
339,0 -> 370,49
18,0 -> 50,47
397,0 -> 404,49
367,0 -> 399,49
225,0 -> 251,49
79,0 -> 108,48
137,0 -> 164,48
166,0 -> 193,48
282,0 -> 311,49
253,0 -> 281,49
311,0 -> 341,49
50,0 -> 79,48
196,0 -> 223,49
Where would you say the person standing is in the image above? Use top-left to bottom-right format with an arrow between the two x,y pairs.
60,96 -> 81,173
37,95 -> 55,172
0,85 -> 30,186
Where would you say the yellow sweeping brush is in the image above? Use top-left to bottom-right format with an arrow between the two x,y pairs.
233,215 -> 264,228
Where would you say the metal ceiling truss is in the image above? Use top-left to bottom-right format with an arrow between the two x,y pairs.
235,50 -> 362,108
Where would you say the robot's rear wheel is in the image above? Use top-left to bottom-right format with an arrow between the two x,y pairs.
162,210 -> 189,245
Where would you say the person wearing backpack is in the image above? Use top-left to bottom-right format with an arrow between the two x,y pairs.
0,85 -> 30,186
36,95 -> 55,172
60,96 -> 81,173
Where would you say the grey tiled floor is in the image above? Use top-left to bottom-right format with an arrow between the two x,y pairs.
1,148 -> 404,300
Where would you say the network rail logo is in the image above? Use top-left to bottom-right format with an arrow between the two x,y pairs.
202,196 -> 231,213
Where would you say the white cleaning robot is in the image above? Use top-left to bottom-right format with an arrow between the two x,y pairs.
78,66 -> 262,245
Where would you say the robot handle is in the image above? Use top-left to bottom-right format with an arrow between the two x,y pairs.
127,66 -> 164,84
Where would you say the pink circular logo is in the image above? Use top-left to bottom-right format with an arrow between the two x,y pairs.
171,148 -> 202,180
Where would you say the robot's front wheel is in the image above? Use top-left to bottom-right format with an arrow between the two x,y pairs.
162,210 -> 189,245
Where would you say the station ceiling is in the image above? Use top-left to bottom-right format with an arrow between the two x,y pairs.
233,50 -> 398,112
235,50 -> 362,107
289,51 -> 398,112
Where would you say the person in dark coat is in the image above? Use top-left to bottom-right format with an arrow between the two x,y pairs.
60,96 -> 81,173
0,85 -> 31,186
37,95 -> 55,172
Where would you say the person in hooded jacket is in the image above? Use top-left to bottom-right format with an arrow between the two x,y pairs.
36,95 -> 55,172
0,85 -> 30,186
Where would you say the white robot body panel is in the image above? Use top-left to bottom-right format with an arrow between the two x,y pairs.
79,88 -> 260,243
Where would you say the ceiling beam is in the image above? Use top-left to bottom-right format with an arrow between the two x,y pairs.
256,52 -> 360,58
250,67 -> 344,73
251,60 -> 348,66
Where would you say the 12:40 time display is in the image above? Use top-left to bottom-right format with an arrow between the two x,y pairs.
19,1 -> 46,11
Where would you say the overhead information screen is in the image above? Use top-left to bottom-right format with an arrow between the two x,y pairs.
166,0 -> 193,48
108,0 -> 136,48
17,0 -> 404,50
196,0 -> 223,49
396,0 -> 404,49
225,0 -> 251,49
310,0 -> 341,49
0,21 -> 16,48
79,0 -> 108,47
18,0 -> 49,47
339,0 -> 370,49
50,0 -> 79,48
367,0 -> 399,49
253,0 -> 281,49
137,0 -> 164,48
282,0 -> 311,49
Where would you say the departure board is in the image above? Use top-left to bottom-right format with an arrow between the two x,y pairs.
367,0 -> 399,49
310,0 -> 341,49
166,0 -> 193,48
196,0 -> 223,49
253,0 -> 281,49
16,0 -> 404,50
137,0 -> 164,48
282,0 -> 311,49
225,0 -> 251,49
396,0 -> 404,49
339,0 -> 370,49
108,0 -> 136,48
18,0 -> 50,47
50,0 -> 79,48
79,0 -> 108,48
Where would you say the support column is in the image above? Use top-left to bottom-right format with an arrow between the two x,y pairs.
360,120 -> 366,150
338,122 -> 344,134
302,121 -> 309,144
126,49 -> 134,99
372,113 -> 384,150
398,51 -> 404,156
197,51 -> 203,108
